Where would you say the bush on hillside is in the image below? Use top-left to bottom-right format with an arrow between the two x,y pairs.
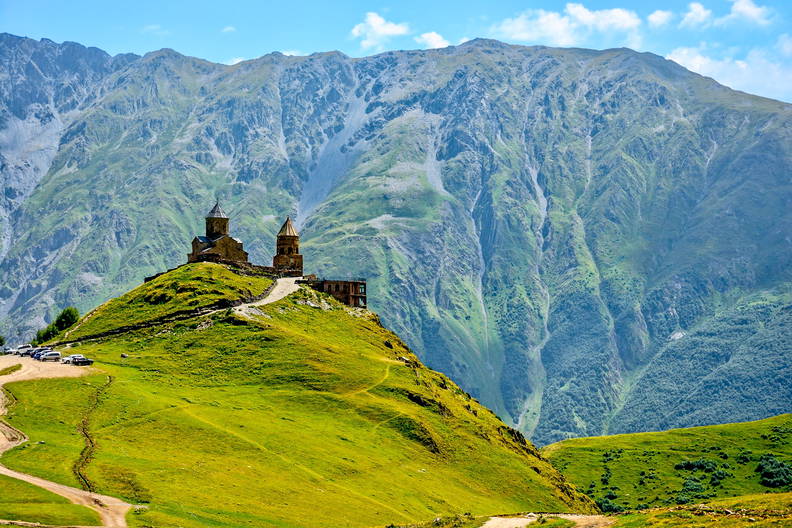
675,458 -> 718,472
596,497 -> 624,512
709,469 -> 733,486
755,454 -> 792,488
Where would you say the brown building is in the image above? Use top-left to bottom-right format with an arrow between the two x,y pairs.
305,279 -> 367,308
187,202 -> 249,264
180,206 -> 367,307
272,217 -> 303,276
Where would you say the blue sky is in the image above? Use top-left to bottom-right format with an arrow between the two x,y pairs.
2,0 -> 791,102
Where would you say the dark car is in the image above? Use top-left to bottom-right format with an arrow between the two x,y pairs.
32,348 -> 52,360
71,357 -> 94,366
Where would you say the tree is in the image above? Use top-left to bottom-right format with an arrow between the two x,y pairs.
55,306 -> 79,331
31,306 -> 80,345
0,335 -> 5,346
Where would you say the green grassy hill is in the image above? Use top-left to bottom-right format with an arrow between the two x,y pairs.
1,262 -> 594,527
610,491 -> 792,527
64,262 -> 273,341
542,415 -> 792,512
0,474 -> 100,526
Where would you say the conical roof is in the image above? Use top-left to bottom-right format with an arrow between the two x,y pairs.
206,201 -> 227,218
277,216 -> 299,237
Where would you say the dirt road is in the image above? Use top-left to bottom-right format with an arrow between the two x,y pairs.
481,513 -> 613,527
233,276 -> 302,317
0,355 -> 132,527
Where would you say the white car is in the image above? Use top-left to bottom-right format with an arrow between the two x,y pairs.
39,351 -> 61,362
61,354 -> 85,364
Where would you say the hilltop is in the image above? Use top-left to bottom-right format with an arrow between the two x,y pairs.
0,262 -> 594,527
542,414 -> 792,512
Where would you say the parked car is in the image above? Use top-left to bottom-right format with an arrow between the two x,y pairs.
61,354 -> 86,364
32,348 -> 52,360
71,356 -> 93,366
39,351 -> 61,362
18,348 -> 34,357
16,345 -> 32,355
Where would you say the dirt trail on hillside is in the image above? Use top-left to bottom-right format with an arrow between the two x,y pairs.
0,356 -> 132,527
481,513 -> 613,527
234,276 -> 301,317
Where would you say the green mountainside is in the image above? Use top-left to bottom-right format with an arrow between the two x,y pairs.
1,263 -> 594,527
542,414 -> 792,512
1,33 -> 791,444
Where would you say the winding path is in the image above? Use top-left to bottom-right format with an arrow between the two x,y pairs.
0,356 -> 132,527
232,276 -> 302,317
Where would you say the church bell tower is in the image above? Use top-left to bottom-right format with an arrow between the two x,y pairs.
205,202 -> 229,240
272,217 -> 303,276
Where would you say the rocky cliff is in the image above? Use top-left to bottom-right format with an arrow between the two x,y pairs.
1,33 -> 790,444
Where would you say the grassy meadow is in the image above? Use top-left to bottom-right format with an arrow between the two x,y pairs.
542,414 -> 792,511
610,491 -> 792,527
64,262 -> 272,340
1,263 -> 594,527
0,474 -> 100,525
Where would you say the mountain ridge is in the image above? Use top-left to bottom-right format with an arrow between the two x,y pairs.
1,32 -> 790,445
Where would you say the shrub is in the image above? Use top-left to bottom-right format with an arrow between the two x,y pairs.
755,454 -> 792,488
709,469 -> 733,486
596,497 -> 624,513
675,458 -> 718,472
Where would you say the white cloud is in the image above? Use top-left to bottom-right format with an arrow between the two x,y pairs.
351,12 -> 409,50
492,10 -> 576,46
680,3 -> 713,28
668,46 -> 792,102
490,3 -> 640,48
415,32 -> 449,49
221,26 -> 236,33
458,37 -> 471,45
648,10 -> 673,28
225,57 -> 245,65
281,50 -> 304,56
778,34 -> 792,57
715,0 -> 771,26
565,3 -> 641,31
141,24 -> 170,36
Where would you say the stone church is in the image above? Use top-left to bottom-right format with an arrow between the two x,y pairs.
187,203 -> 304,276
184,203 -> 364,306
187,202 -> 249,264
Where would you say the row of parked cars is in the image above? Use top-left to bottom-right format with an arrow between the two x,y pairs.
4,344 -> 94,366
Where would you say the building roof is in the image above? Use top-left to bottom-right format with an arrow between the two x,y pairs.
206,201 -> 227,218
277,216 -> 299,237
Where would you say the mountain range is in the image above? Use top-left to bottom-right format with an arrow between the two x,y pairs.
0,32 -> 790,445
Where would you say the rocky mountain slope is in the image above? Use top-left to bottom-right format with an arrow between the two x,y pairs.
1,33 -> 790,444
1,262 -> 594,527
